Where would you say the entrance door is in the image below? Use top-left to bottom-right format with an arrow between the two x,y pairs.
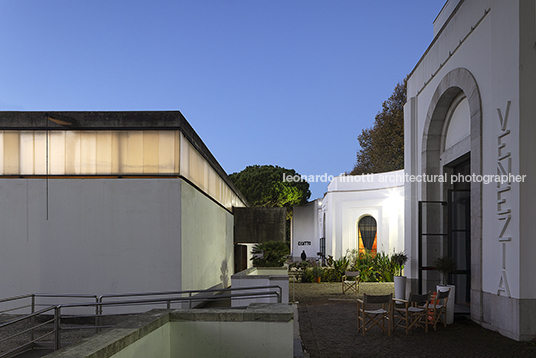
448,158 -> 471,307
418,160 -> 471,310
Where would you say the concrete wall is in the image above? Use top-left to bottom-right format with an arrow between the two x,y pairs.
46,305 -> 294,358
171,320 -> 292,358
231,267 -> 289,307
0,178 -> 182,298
234,207 -> 287,244
0,178 -> 234,308
181,180 -> 234,291
109,323 -> 171,358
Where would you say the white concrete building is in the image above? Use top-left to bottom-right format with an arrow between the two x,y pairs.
404,0 -> 536,340
292,170 -> 404,262
0,111 -> 246,301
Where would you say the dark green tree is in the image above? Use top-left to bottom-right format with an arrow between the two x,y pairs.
351,76 -> 406,175
229,165 -> 310,208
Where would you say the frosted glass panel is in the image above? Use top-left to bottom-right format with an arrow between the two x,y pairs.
34,132 -> 47,174
81,131 -> 97,174
158,131 -> 175,174
20,132 -> 34,175
143,131 -> 159,174
179,132 -> 189,177
96,132 -> 112,174
49,132 -> 65,175
126,131 -> 143,174
65,131 -> 81,174
4,132 -> 20,174
0,129 -> 245,209
0,133 -> 4,175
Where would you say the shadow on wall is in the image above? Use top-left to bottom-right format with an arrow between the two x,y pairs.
220,259 -> 229,288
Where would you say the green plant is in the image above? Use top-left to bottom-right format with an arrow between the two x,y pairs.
251,241 -> 290,267
433,256 -> 456,285
326,256 -> 348,282
312,265 -> 323,278
354,250 -> 396,282
302,268 -> 314,283
391,251 -> 408,276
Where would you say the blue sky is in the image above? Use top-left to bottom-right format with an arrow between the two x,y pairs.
0,0 -> 446,199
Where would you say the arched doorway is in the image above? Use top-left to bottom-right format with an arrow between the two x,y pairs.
419,68 -> 482,317
358,215 -> 377,255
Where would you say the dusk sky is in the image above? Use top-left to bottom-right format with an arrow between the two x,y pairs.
0,0 -> 447,199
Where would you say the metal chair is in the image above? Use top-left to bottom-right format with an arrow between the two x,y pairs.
357,293 -> 392,336
342,271 -> 360,294
393,292 -> 431,334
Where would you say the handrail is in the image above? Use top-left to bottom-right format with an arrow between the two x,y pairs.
0,306 -> 58,358
0,285 -> 284,357
0,293 -> 100,316
98,285 -> 283,310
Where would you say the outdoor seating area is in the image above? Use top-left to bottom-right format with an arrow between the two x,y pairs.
355,289 -> 449,337
294,282 -> 536,357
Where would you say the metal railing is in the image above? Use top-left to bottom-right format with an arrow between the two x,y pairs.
0,285 -> 282,357
0,293 -> 100,316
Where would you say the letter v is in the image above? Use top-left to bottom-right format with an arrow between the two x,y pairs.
497,101 -> 511,131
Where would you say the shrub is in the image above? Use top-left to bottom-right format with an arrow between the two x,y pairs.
251,241 -> 289,267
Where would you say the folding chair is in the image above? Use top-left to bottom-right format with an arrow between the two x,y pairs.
357,293 -> 392,336
342,271 -> 360,294
392,292 -> 431,334
427,289 -> 450,330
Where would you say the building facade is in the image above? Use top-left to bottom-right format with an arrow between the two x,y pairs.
292,170 -> 404,262
0,111 -> 246,302
404,0 -> 536,340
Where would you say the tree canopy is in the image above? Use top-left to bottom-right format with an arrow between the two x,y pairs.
350,77 -> 406,175
229,165 -> 311,208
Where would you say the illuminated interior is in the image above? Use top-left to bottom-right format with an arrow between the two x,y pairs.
0,129 -> 245,211
358,215 -> 377,255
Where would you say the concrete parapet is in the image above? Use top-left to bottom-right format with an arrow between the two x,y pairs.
46,304 -> 294,358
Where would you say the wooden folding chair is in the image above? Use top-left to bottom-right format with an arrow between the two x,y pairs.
357,293 -> 392,336
427,289 -> 450,330
342,271 -> 360,294
393,292 -> 431,334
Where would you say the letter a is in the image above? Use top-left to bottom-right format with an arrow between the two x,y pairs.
497,270 -> 511,297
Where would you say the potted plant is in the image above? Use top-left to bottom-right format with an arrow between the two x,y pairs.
433,255 -> 457,324
312,265 -> 323,283
433,256 -> 456,285
392,251 -> 408,300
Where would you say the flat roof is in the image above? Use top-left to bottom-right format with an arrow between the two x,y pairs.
0,110 -> 248,206
0,110 -> 188,130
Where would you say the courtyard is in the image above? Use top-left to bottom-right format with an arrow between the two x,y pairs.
294,282 -> 536,358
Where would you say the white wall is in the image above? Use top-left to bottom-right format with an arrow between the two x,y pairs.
0,177 -> 233,305
291,200 -> 319,260
405,0 -> 536,340
324,171 -> 405,259
181,180 -> 234,291
0,178 -> 182,297
292,171 -> 405,262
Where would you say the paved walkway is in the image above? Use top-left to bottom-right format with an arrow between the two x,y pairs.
294,282 -> 536,358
